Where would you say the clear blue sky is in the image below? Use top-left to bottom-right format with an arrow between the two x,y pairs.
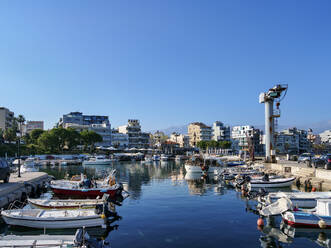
0,0 -> 330,131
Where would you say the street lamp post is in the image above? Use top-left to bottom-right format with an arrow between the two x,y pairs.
17,130 -> 21,177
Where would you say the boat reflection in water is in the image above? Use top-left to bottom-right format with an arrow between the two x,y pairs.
184,172 -> 225,195
259,219 -> 331,248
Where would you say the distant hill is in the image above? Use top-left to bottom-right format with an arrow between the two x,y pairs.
150,125 -> 188,135
150,120 -> 331,136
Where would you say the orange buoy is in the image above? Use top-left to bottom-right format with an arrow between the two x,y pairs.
312,187 -> 317,192
257,217 -> 264,227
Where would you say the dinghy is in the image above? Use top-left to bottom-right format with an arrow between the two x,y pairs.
0,228 -> 111,248
282,199 -> 331,228
50,183 -> 123,198
28,198 -> 105,210
1,206 -> 117,229
260,191 -> 331,208
50,170 -> 124,198
249,177 -> 296,188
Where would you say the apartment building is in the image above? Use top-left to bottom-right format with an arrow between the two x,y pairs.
188,122 -> 212,147
169,132 -> 190,148
231,125 -> 264,154
118,119 -> 150,148
212,121 -> 231,142
0,107 -> 14,130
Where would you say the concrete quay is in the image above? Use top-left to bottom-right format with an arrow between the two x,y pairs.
0,172 -> 49,209
258,160 -> 331,191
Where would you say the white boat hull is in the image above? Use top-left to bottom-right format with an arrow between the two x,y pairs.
1,210 -> 106,229
249,177 -> 296,188
263,192 -> 331,208
185,165 -> 221,174
2,215 -> 105,229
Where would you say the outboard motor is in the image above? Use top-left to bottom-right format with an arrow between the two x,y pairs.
262,174 -> 269,182
244,175 -> 251,183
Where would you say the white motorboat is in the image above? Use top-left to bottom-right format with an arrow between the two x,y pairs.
260,191 -> 331,208
184,164 -> 221,174
83,156 -> 112,165
1,207 -> 113,229
28,198 -> 105,210
0,234 -> 79,247
0,228 -> 111,248
185,156 -> 224,174
248,177 -> 296,188
20,158 -> 39,173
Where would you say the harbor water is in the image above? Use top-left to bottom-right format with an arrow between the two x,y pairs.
0,161 -> 327,248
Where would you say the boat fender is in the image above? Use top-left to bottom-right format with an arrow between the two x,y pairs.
318,219 -> 327,229
257,217 -> 264,227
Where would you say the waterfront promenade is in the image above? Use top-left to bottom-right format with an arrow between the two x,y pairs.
0,172 -> 49,208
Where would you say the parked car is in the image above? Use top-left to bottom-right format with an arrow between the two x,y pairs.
0,158 -> 10,183
312,156 -> 326,168
298,153 -> 314,163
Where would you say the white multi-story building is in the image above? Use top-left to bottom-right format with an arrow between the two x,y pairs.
169,133 -> 190,148
59,112 -> 112,147
111,129 -> 129,148
118,119 -> 150,148
0,107 -> 14,130
212,121 -> 230,142
320,130 -> 331,144
64,123 -> 112,147
231,125 -> 263,154
275,128 -> 310,154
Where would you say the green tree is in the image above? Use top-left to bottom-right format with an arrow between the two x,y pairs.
29,129 -> 45,144
218,141 -> 232,149
80,130 -> 103,152
3,128 -> 17,143
197,141 -> 208,150
65,128 -> 81,151
37,131 -> 60,153
0,128 -> 4,144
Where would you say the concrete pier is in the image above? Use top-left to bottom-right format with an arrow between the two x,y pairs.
0,172 -> 49,209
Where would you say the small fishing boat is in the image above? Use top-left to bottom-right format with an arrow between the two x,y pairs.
1,207 -> 117,229
50,182 -> 123,198
28,198 -> 105,210
249,177 -> 296,188
0,228 -> 111,248
51,170 -> 125,198
282,199 -> 331,228
185,156 -> 224,174
260,191 -> 331,208
226,161 -> 245,167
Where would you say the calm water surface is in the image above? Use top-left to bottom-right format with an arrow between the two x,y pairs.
0,161 -> 327,248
